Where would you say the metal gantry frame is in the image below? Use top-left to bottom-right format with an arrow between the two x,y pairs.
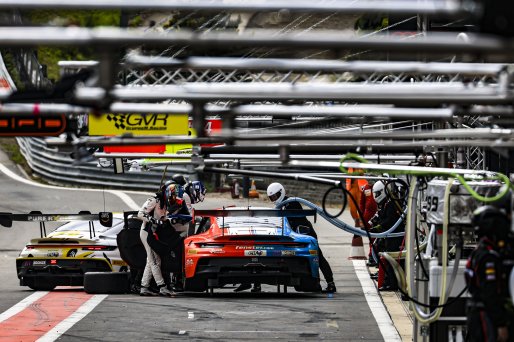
1,1 -> 511,172
3,4 -> 514,342
0,0 -> 477,16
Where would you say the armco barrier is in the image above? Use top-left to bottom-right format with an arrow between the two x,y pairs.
17,137 -> 195,191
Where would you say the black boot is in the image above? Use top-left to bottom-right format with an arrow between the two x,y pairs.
325,281 -> 337,293
251,284 -> 262,293
234,283 -> 252,292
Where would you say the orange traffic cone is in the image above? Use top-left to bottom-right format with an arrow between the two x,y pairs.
348,234 -> 367,260
249,179 -> 259,198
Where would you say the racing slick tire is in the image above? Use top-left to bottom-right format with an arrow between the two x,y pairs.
84,272 -> 130,294
26,278 -> 56,291
184,276 -> 208,292
294,277 -> 322,292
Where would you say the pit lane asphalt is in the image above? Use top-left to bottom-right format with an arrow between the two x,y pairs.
0,153 -> 398,341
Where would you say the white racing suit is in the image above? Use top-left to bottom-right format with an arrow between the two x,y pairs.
138,196 -> 168,289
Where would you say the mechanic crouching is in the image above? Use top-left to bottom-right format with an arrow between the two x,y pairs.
137,183 -> 185,297
465,205 -> 514,342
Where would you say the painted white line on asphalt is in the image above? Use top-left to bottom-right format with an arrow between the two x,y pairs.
199,330 -> 320,334
178,330 -> 187,335
326,320 -> 339,329
188,311 -> 195,319
36,295 -> 108,342
0,163 -> 141,210
0,291 -> 48,323
109,190 -> 140,210
352,260 -> 402,342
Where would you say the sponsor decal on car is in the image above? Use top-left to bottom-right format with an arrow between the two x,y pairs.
32,260 -> 47,266
244,250 -> 267,256
46,251 -> 59,257
185,258 -> 194,266
210,249 -> 225,254
188,249 -> 198,254
67,249 -> 77,257
28,215 -> 57,222
111,260 -> 127,266
281,250 -> 296,256
236,245 -> 274,250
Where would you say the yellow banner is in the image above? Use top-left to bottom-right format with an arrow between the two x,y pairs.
88,113 -> 189,136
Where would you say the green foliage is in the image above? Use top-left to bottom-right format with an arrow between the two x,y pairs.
162,13 -> 209,30
36,47 -> 90,82
129,15 -> 143,28
0,138 -> 27,167
28,10 -> 120,27
1,51 -> 24,90
25,10 -> 121,81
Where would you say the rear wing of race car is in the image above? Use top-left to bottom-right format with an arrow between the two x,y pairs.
123,211 -> 142,230
195,208 -> 317,218
195,208 -> 317,236
0,211 -> 113,238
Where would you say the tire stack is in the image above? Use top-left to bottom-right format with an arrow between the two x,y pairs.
83,272 -> 130,294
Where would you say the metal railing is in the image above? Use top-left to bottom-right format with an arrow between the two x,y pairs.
16,137 -> 194,191
11,10 -> 52,89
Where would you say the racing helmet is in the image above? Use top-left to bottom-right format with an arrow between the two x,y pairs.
372,181 -> 387,205
267,182 -> 285,203
192,180 -> 206,203
472,205 -> 510,244
160,179 -> 173,193
165,183 -> 183,207
172,174 -> 187,186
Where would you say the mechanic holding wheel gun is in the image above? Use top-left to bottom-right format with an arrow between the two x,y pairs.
267,182 -> 336,293
137,182 -> 182,297
465,205 -> 514,342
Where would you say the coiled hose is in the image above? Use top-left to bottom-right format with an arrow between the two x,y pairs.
276,197 -> 405,239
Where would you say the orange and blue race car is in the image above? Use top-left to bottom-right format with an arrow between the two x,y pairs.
184,207 -> 321,293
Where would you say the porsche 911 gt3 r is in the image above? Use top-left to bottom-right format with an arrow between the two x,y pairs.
184,207 -> 321,293
14,213 -> 127,291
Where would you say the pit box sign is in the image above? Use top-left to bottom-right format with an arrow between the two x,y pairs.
0,114 -> 66,136
88,113 -> 190,153
425,179 -> 502,226
0,74 -> 66,136
188,118 -> 222,147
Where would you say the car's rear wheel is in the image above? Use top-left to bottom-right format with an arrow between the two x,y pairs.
84,272 -> 130,294
26,279 -> 56,291
184,276 -> 207,292
294,277 -> 321,292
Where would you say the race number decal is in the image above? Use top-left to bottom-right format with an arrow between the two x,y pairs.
244,250 -> 267,256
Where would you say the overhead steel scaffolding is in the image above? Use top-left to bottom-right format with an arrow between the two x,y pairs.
0,27 -> 511,59
0,0 -> 476,16
3,0 -> 512,172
